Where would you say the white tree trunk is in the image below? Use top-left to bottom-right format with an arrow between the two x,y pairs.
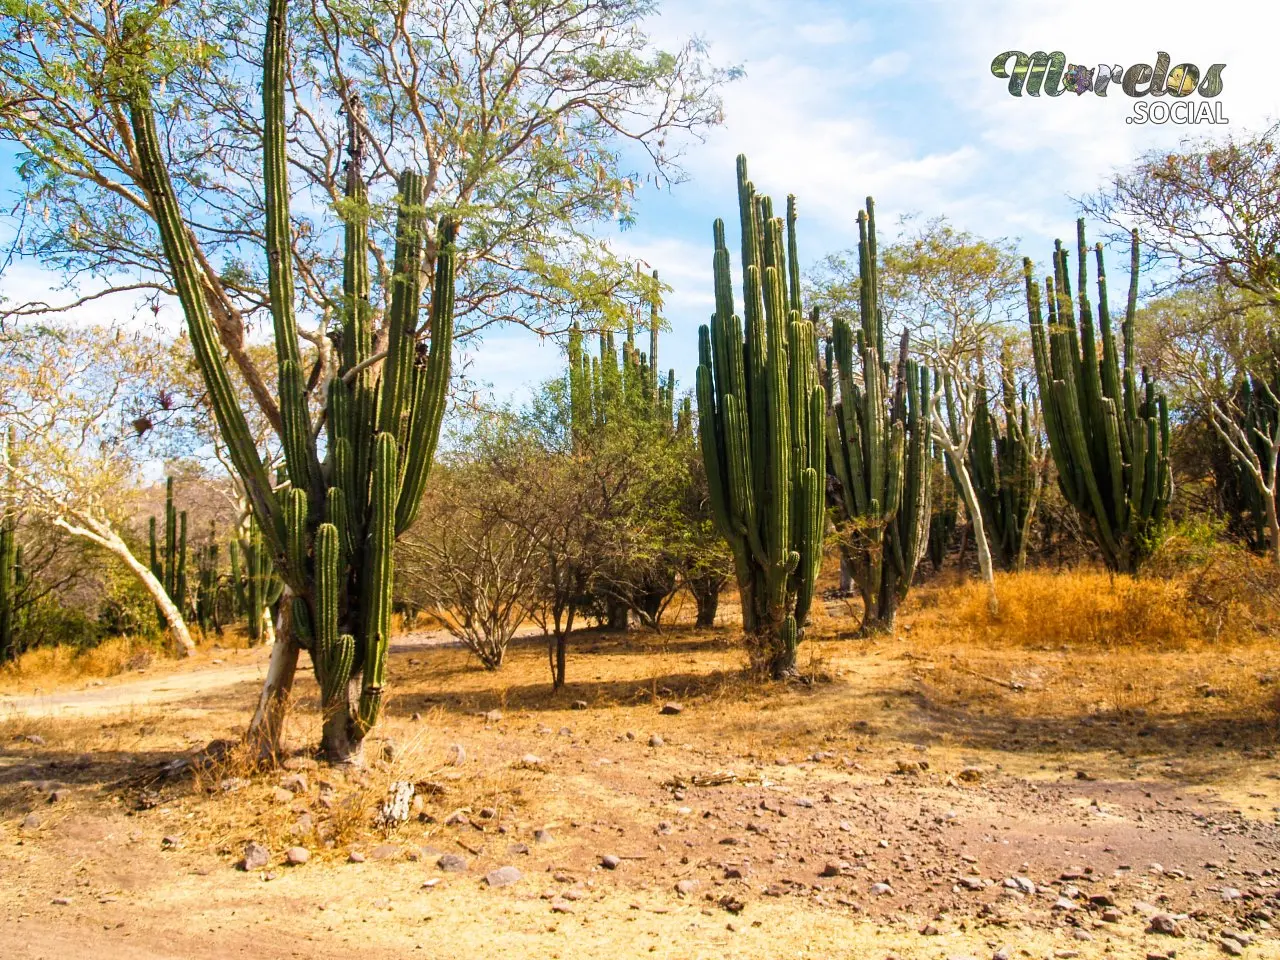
246,588 -> 298,761
948,456 -> 999,615
53,515 -> 197,655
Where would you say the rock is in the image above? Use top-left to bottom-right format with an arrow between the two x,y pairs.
348,851 -> 366,863
239,842 -> 270,871
280,773 -> 309,793
993,948 -> 1011,960
1004,876 -> 1035,895
1102,908 -> 1123,923
437,854 -> 468,873
285,846 -> 310,866
571,700 -> 588,710
724,866 -> 746,880
920,923 -> 941,936
870,882 -> 894,896
675,879 -> 699,896
370,844 -> 401,861
1221,887 -> 1243,901
283,756 -> 317,771
484,709 -> 503,723
446,744 -> 466,766
959,877 -> 985,891
161,835 -> 181,849
22,812 -> 41,830
486,866 -> 521,888
958,767 -> 985,782
1147,914 -> 1184,936
820,862 -> 847,877
51,897 -> 71,906
718,895 -> 745,914
47,789 -> 68,803
648,734 -> 664,747
381,740 -> 398,762
600,854 -> 621,870
533,828 -> 552,844
1053,897 -> 1076,911
411,712 -> 423,722
1072,929 -> 1093,942
550,898 -> 575,913
1220,940 -> 1244,957
518,754 -> 546,770
1222,930 -> 1253,947
507,843 -> 530,856
271,787 -> 295,804
660,702 -> 683,715
444,811 -> 469,826
562,887 -> 588,901
219,777 -> 249,793
20,734 -> 47,746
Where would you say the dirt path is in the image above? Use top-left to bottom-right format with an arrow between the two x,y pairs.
0,627 -> 488,719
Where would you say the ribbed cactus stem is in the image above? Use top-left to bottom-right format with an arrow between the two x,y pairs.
696,155 -> 825,677
1026,221 -> 1171,571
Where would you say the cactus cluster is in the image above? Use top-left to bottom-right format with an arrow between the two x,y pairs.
1025,222 -> 1171,572
148,477 -> 188,630
229,520 -> 283,641
195,521 -> 220,634
826,198 -> 933,633
960,347 -> 1043,571
1233,367 -> 1279,555
695,155 -> 825,678
567,272 -> 679,446
124,0 -> 457,757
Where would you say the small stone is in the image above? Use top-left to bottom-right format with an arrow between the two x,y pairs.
550,898 -> 575,913
410,712 -> 423,722
518,754 -> 545,770
820,862 -> 847,877
484,709 -> 503,722
370,844 -> 400,861
52,897 -> 71,906
161,835 -> 181,849
437,854 -> 468,873
507,843 -> 530,856
920,923 -> 941,936
1147,914 -> 1183,936
446,744 -> 466,765
22,812 -> 41,830
724,866 -> 746,880
381,740 -> 398,762
600,854 -> 621,870
648,734 -> 664,747
1221,887 -> 1243,901
1102,908 -> 1122,923
285,846 -> 310,866
533,828 -> 553,844
1053,897 -> 1076,911
994,948 -> 1011,960
486,866 -> 521,888
280,773 -> 309,793
271,787 -> 295,804
571,700 -> 588,710
347,851 -> 366,863
675,879 -> 699,896
660,702 -> 683,715
562,887 -> 588,901
282,756 -> 318,771
958,767 -> 984,782
1220,940 -> 1243,957
1073,929 -> 1093,942
239,842 -> 270,871
870,882 -> 894,896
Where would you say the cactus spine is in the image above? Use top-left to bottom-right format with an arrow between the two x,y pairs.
695,155 -> 825,678
1026,222 -> 1171,572
962,347 -> 1044,571
826,198 -> 933,633
123,0 -> 456,758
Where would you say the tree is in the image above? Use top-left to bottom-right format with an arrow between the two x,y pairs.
1137,285 -> 1280,564
0,323 -> 198,653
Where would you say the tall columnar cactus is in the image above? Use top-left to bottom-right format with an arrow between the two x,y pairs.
123,0 -> 456,758
695,155 -> 825,678
958,346 -> 1044,571
195,521 -> 220,634
826,198 -> 933,633
0,427 -> 17,660
1026,222 -> 1171,572
234,520 -> 283,642
148,476 -> 188,630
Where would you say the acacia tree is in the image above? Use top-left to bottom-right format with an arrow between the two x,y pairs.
0,323 -> 199,652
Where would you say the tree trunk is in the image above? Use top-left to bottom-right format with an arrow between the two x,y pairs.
605,598 -> 630,631
245,595 -> 298,763
948,456 -> 999,615
692,577 -> 720,628
1266,488 -> 1280,568
552,631 -> 567,690
55,516 -> 196,656
860,576 -> 898,635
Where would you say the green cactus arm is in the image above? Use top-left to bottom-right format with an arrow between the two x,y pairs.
284,487 -> 309,592
378,171 -> 428,443
396,216 -> 457,534
358,432 -> 396,733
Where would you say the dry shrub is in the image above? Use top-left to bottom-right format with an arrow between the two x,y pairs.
0,634 -> 163,688
943,570 -> 1195,650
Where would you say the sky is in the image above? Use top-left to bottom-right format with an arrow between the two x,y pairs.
3,0 -> 1276,411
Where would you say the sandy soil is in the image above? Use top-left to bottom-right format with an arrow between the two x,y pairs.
2,613 -> 1278,960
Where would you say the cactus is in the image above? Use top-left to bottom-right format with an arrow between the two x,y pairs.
1025,222 -> 1171,572
926,447 -> 957,572
235,519 -> 283,643
195,521 -> 221,634
0,428 -> 16,660
147,476 -> 188,631
695,155 -> 825,678
961,347 -> 1044,571
826,198 -> 933,633
1228,367 -> 1280,559
123,0 -> 456,758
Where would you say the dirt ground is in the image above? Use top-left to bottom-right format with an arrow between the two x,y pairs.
2,587 -> 1279,960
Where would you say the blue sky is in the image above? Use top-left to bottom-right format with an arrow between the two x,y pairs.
3,0 -> 1275,411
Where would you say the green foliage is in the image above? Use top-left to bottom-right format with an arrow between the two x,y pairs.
826,198 -> 933,632
1025,221 -> 1172,572
147,476 -> 188,628
696,155 -> 825,677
